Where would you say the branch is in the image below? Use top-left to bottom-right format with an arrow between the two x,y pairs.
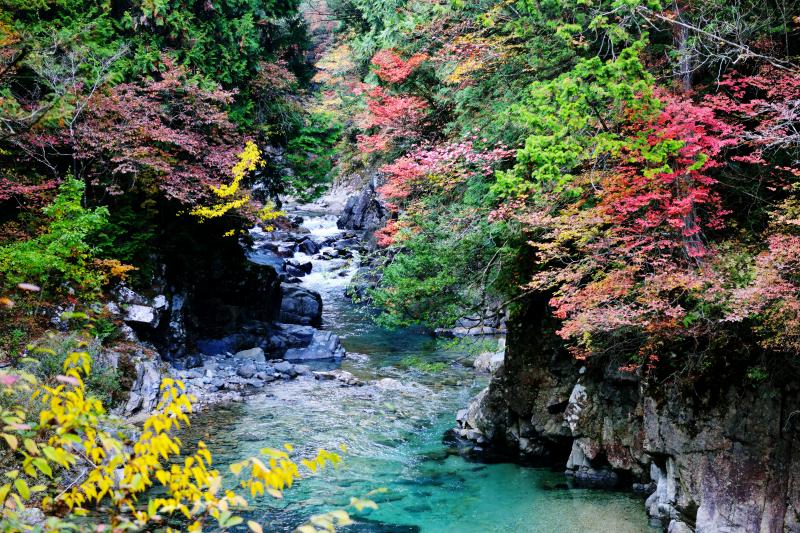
636,6 -> 800,72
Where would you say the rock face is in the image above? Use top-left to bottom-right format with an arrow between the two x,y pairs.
124,358 -> 163,417
337,181 -> 388,231
455,295 -> 800,533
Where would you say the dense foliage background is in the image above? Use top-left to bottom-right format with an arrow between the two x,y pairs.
326,0 -> 800,382
0,0 -> 345,347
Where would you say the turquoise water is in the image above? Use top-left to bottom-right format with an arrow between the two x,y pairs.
181,214 -> 652,532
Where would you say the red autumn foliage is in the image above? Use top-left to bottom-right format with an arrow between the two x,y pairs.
704,67 -> 800,173
371,50 -> 427,84
0,178 -> 58,204
377,140 -> 514,208
356,86 -> 429,153
374,219 -> 403,248
513,68 -> 800,367
603,90 -> 738,260
75,57 -> 241,205
515,87 -> 770,364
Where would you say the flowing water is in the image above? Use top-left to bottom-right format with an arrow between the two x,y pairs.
182,212 -> 653,533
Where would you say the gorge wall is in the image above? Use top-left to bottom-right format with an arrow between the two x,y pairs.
459,297 -> 800,533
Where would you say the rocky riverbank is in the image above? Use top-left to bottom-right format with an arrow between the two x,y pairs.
453,297 -> 800,533
110,202 -> 371,418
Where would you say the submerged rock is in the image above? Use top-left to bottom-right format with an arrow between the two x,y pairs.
314,369 -> 362,386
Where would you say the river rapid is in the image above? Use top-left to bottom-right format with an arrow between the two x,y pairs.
180,211 -> 653,533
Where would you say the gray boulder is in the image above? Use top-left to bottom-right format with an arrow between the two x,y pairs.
298,238 -> 319,255
236,364 -> 257,378
273,360 -> 293,374
284,330 -> 346,360
474,350 -> 504,373
337,181 -> 388,231
124,304 -> 160,327
234,347 -> 266,362
279,286 -> 322,326
266,322 -> 316,352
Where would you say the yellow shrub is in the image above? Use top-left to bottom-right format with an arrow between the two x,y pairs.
0,335 -> 370,532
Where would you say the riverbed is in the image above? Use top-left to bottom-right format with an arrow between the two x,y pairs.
180,212 -> 653,532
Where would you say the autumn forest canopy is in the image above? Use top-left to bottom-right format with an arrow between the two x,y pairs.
0,0 -> 799,529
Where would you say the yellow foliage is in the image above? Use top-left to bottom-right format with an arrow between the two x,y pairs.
0,328 -> 356,532
191,141 -> 286,231
93,258 -> 138,283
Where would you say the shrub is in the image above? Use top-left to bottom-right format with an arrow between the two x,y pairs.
0,178 -> 108,296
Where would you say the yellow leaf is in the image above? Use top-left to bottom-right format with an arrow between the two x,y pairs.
2,433 -> 18,450
14,478 -> 30,500
247,520 -> 263,533
32,458 -> 52,478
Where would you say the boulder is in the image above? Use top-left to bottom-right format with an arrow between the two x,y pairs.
298,238 -> 319,255
234,347 -> 266,362
278,286 -> 322,326
273,360 -> 293,374
124,304 -> 160,328
287,260 -> 313,274
337,181 -> 389,231
265,322 -> 316,353
114,285 -> 148,305
474,350 -> 504,373
292,364 -> 312,376
246,248 -> 286,272
236,364 -> 256,378
284,330 -> 345,360
286,264 -> 308,278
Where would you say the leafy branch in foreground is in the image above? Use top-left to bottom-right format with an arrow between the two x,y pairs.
0,329 -> 365,532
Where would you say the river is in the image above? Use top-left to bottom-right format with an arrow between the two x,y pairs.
180,211 -> 653,532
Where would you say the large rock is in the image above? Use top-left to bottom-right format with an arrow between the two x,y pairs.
246,248 -> 287,272
337,181 -> 388,231
284,330 -> 345,360
264,322 -> 316,353
124,359 -> 162,417
474,348 -> 504,373
234,347 -> 266,362
298,238 -> 319,255
124,304 -> 160,327
279,286 -> 322,326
